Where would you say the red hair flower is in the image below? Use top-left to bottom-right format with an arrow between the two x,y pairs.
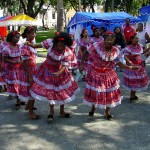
12,31 -> 20,36
58,38 -> 65,41
106,31 -> 114,35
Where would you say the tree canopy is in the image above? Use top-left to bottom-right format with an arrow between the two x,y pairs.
0,0 -> 149,18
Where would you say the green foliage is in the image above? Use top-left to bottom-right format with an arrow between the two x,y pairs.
36,29 -> 56,44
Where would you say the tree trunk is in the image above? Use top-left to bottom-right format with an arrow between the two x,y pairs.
57,0 -> 64,32
104,0 -> 109,12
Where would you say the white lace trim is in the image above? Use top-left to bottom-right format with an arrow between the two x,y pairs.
6,80 -> 30,86
83,96 -> 123,109
33,76 -> 75,91
30,88 -> 80,105
86,82 -> 120,93
2,46 -> 21,57
61,61 -> 69,66
67,66 -> 77,69
123,80 -> 150,92
41,39 -> 53,49
48,48 -> 72,61
94,43 -> 119,61
71,43 -> 77,49
124,45 -> 143,55
124,73 -> 147,79
0,82 -> 6,86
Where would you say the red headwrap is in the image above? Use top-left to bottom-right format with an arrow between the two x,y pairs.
82,28 -> 87,34
55,32 -> 59,36
106,31 -> 114,35
12,31 -> 20,36
58,37 -> 65,41
27,27 -> 34,32
69,33 -> 74,38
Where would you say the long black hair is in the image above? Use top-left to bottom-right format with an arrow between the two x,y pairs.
6,31 -> 20,42
22,26 -> 35,39
53,32 -> 73,47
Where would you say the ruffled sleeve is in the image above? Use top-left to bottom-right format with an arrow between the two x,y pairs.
21,45 -> 33,60
123,47 -> 130,55
2,47 -> 10,56
0,45 -> 2,53
41,39 -> 53,49
61,47 -> 72,67
93,43 -> 120,61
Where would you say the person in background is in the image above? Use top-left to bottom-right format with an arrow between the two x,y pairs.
77,28 -> 90,81
0,35 -> 7,92
2,31 -> 26,109
114,26 -> 126,72
20,26 -> 39,119
68,34 -> 78,76
123,18 -> 135,45
123,33 -> 149,103
137,23 -> 150,67
99,27 -> 107,39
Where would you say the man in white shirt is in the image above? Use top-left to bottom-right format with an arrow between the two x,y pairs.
137,23 -> 150,48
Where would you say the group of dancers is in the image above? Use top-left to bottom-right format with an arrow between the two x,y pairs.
0,25 -> 149,121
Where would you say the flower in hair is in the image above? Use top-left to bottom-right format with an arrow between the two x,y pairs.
12,31 -> 20,36
106,31 -> 114,35
58,38 -> 65,41
55,32 -> 59,36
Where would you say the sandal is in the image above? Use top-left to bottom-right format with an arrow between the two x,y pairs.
25,106 -> 37,111
15,104 -> 20,110
9,95 -> 16,100
20,102 -> 26,105
47,115 -> 54,122
60,113 -> 71,118
105,114 -> 113,120
89,111 -> 94,117
134,96 -> 138,100
29,114 -> 40,120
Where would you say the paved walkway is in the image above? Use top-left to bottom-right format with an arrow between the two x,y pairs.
0,57 -> 150,150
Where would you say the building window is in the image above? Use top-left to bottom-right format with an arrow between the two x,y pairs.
52,12 -> 55,19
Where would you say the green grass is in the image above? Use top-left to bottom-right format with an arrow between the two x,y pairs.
36,29 -> 56,44
36,29 -> 56,55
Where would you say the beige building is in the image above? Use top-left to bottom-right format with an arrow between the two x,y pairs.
66,8 -> 76,26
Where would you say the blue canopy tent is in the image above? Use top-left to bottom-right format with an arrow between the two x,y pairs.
139,5 -> 150,15
138,5 -> 150,22
67,12 -> 140,35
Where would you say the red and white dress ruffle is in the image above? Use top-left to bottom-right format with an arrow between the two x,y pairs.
77,38 -> 90,70
123,44 -> 149,91
0,41 -> 8,86
29,42 -> 79,105
87,36 -> 104,70
68,40 -> 77,70
83,42 -> 123,109
20,43 -> 37,101
2,44 -> 29,100
21,43 -> 37,76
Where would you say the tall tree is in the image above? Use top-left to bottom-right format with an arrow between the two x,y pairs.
57,0 -> 64,32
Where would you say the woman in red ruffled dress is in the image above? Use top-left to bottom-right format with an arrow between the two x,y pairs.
68,34 -> 77,75
123,33 -> 149,102
88,27 -> 104,69
82,32 -> 139,120
20,26 -> 39,119
77,28 -> 90,80
2,31 -> 28,109
0,37 -> 7,91
27,32 -> 79,122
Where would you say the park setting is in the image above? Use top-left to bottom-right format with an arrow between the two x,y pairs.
0,0 -> 150,150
